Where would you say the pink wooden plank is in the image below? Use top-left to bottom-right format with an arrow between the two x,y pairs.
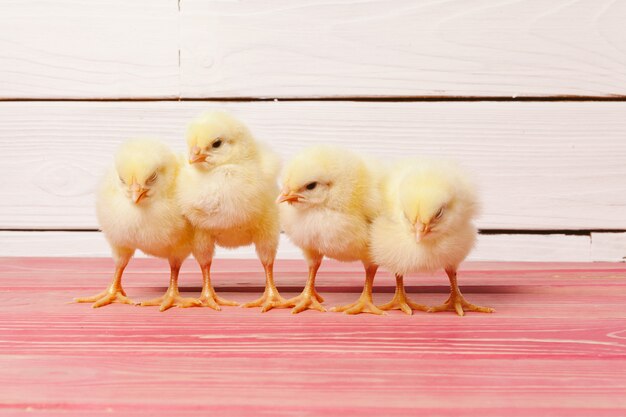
2,257 -> 625,291
3,291 -> 626,356
0,258 -> 626,415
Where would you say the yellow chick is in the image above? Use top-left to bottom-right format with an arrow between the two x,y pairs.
177,110 -> 286,311
370,160 -> 495,316
278,145 -> 385,314
75,139 -> 199,311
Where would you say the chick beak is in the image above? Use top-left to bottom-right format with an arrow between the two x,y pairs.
276,191 -> 302,204
189,146 -> 206,164
131,184 -> 149,204
415,223 -> 431,243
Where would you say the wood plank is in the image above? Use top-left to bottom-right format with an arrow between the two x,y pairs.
1,101 -> 625,230
0,258 -> 625,415
3,0 -> 626,99
473,234 -> 590,262
180,0 -> 626,98
0,231 -> 592,262
3,257 -> 625,292
0,1 -> 179,99
592,233 -> 626,262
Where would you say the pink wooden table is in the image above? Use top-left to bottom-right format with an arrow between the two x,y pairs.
1,257 -> 625,416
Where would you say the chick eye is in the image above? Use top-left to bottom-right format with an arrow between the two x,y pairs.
212,139 -> 222,148
146,171 -> 158,185
119,176 -> 126,185
435,208 -> 444,219
306,182 -> 317,190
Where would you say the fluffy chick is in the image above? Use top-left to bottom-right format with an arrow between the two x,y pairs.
370,160 -> 494,316
177,110 -> 286,311
278,145 -> 385,314
75,139 -> 199,311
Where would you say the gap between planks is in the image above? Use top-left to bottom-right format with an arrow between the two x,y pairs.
2,96 -> 626,102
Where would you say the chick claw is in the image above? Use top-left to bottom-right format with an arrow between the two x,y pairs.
140,293 -> 202,312
282,290 -> 326,314
428,295 -> 495,317
332,297 -> 386,316
74,288 -> 135,308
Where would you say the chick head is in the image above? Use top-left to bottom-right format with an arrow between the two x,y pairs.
398,168 -> 477,243
277,146 -> 364,211
186,110 -> 255,169
114,139 -> 178,205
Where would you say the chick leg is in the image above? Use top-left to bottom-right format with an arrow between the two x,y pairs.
428,268 -> 495,316
281,257 -> 326,314
140,259 -> 202,312
74,251 -> 134,308
332,264 -> 385,315
242,262 -> 289,312
379,274 -> 429,315
197,262 -> 240,310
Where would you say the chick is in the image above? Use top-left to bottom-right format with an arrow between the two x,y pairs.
370,160 -> 494,316
177,111 -> 286,311
278,146 -> 385,314
75,139 -> 199,311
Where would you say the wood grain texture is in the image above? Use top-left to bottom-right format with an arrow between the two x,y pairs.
592,233 -> 626,262
180,0 -> 626,98
0,231 -> 597,262
1,101 -> 625,230
0,0 -> 179,99
1,257 -> 626,415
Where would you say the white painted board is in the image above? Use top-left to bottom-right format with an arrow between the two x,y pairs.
591,233 -> 626,262
3,1 -> 626,99
0,231 -> 594,262
0,0 -> 179,99
1,101 -> 624,230
474,234 -> 590,263
180,0 -> 626,98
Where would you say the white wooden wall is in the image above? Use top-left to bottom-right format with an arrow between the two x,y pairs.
1,0 -> 625,261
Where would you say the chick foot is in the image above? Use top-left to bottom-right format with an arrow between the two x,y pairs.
428,294 -> 494,316
196,263 -> 239,311
332,296 -> 385,315
280,257 -> 326,314
379,295 -> 428,315
242,262 -> 289,312
140,292 -> 202,312
332,264 -> 384,315
429,269 -> 495,316
74,288 -> 134,308
198,291 -> 239,311
242,288 -> 289,313
379,275 -> 428,315
282,289 -> 326,314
